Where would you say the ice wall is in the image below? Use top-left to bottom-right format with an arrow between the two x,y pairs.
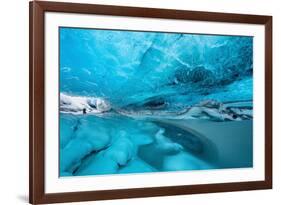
60,28 -> 253,110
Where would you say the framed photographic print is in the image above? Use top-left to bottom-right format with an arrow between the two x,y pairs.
29,1 -> 272,204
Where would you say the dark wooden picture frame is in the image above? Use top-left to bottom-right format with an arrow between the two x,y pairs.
29,1 -> 272,204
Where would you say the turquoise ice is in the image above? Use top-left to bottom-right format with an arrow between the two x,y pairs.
59,27 -> 253,177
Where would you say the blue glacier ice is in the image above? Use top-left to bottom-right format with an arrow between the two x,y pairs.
59,27 -> 253,177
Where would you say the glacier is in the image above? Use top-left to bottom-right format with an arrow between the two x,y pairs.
59,27 -> 253,177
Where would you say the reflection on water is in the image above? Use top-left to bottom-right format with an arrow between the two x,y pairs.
60,113 -> 252,177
